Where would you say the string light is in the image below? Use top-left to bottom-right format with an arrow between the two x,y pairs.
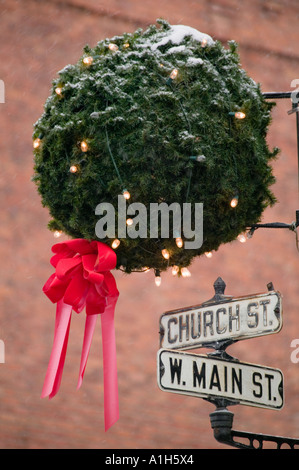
235,112 -> 246,119
39,36 -> 252,287
111,239 -> 120,249
230,195 -> 239,208
53,230 -> 62,238
80,141 -> 88,152
69,165 -> 78,173
33,138 -> 41,149
83,56 -> 93,66
246,229 -> 254,239
229,111 -> 246,120
55,87 -> 63,96
205,252 -> 213,258
181,267 -> 191,278
122,189 -> 131,200
109,43 -> 118,52
175,237 -> 183,248
33,133 -> 44,149
169,69 -> 178,80
172,265 -> 179,276
237,233 -> 247,243
155,270 -> 162,287
190,155 -> 206,162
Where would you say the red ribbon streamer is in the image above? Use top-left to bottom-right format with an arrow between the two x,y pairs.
41,238 -> 119,431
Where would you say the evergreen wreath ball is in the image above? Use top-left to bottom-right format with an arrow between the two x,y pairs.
33,20 -> 278,276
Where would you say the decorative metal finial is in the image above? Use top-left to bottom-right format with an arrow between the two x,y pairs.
213,277 -> 226,296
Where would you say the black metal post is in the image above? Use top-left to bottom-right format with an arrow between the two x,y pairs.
247,210 -> 299,241
262,92 -> 292,99
296,104 -> 299,192
208,93 -> 299,449
210,407 -> 299,449
263,91 -> 299,194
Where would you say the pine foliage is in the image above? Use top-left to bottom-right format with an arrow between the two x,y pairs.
33,20 -> 278,273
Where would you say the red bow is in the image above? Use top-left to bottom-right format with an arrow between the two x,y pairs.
41,239 -> 119,431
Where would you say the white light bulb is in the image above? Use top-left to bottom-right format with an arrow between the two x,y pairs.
235,112 -> 246,120
169,69 -> 178,80
230,196 -> 239,208
109,43 -> 118,52
155,276 -> 161,287
201,38 -> 208,48
33,138 -> 41,149
229,111 -> 246,120
181,267 -> 191,278
111,239 -> 120,249
83,56 -> 93,65
126,218 -> 133,226
205,252 -> 212,258
53,230 -> 62,238
172,265 -> 179,276
237,234 -> 246,243
122,189 -> 130,200
55,87 -> 62,96
175,237 -> 183,248
69,165 -> 78,173
80,141 -> 88,152
162,249 -> 170,259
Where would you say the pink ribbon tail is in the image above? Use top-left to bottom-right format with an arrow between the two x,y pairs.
101,296 -> 119,431
41,300 -> 72,399
76,301 -> 119,431
77,314 -> 97,390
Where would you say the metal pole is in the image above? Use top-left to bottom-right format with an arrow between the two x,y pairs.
262,92 -> 292,99
263,91 -> 299,194
210,407 -> 299,449
208,93 -> 299,449
296,104 -> 299,192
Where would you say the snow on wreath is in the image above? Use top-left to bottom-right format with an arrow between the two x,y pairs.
33,19 -> 278,278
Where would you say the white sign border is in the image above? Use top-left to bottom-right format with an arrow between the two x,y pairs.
157,349 -> 284,411
159,291 -> 282,350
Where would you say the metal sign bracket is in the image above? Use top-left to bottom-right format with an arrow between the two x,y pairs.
210,407 -> 299,449
196,277 -> 278,354
206,91 -> 299,449
205,278 -> 298,448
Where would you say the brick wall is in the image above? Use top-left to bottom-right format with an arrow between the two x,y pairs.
0,0 -> 299,449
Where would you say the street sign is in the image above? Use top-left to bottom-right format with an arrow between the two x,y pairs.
157,349 -> 284,410
159,290 -> 282,350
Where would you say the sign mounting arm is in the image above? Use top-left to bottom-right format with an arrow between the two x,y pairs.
210,407 -> 299,449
